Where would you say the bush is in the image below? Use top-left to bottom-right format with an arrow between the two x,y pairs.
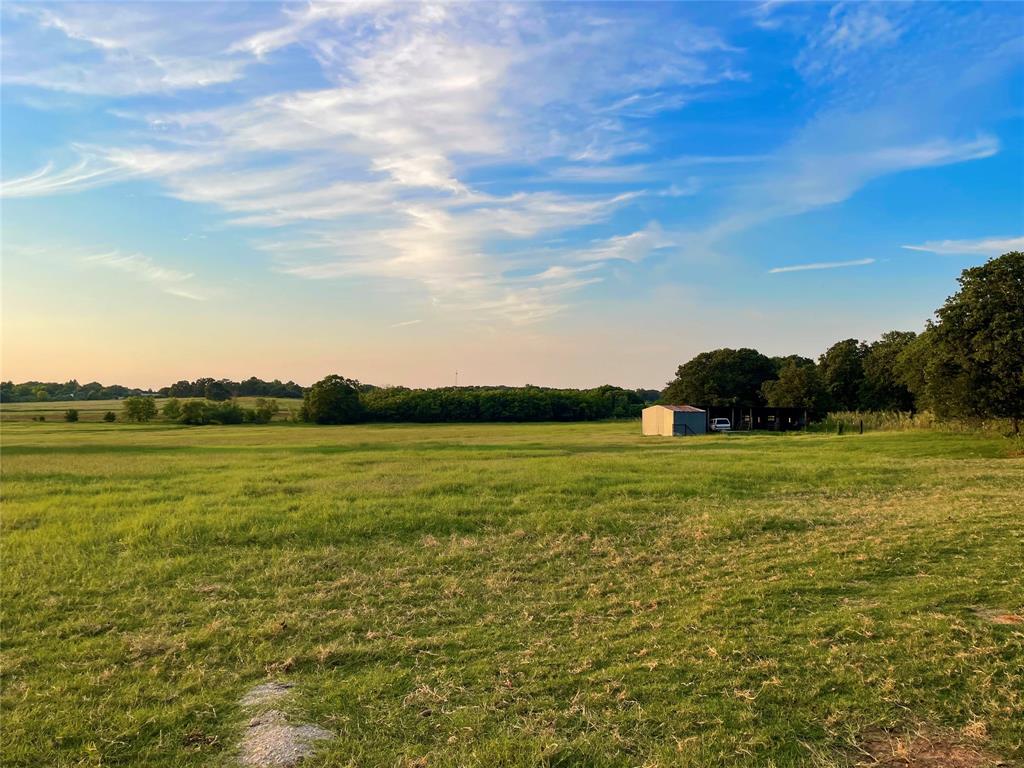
179,400 -> 208,425
206,401 -> 245,424
64,409 -> 79,422
122,396 -> 157,422
246,398 -> 280,424
103,411 -> 116,422
177,399 -> 247,426
161,398 -> 182,420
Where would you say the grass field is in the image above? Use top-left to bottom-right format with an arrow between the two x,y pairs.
0,397 -> 303,422
2,420 -> 1022,767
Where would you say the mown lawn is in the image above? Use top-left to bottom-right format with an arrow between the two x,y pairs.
1,421 -> 1021,767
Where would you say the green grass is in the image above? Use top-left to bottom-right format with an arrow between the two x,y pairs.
0,397 -> 303,423
2,421 -> 1022,767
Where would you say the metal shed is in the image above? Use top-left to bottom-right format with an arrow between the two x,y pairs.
641,405 -> 707,436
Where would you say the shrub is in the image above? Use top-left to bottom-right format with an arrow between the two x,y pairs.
177,400 -> 247,426
122,396 -> 157,423
161,398 -> 182,420
206,401 -> 245,424
103,411 -> 117,422
64,409 -> 79,422
179,400 -> 208,425
252,398 -> 279,424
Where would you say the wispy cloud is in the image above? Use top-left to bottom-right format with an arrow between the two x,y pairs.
82,251 -> 208,300
902,236 -> 1024,257
769,258 -> 875,274
3,3 -> 748,323
1,4 -> 257,95
1,157 -> 125,197
572,222 -> 676,264
797,4 -> 904,82
390,319 -> 422,328
4,1 -> 1017,329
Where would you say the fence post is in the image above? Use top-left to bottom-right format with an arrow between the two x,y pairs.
859,419 -> 864,435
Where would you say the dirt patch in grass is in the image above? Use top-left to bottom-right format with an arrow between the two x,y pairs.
855,727 -> 1008,767
240,681 -> 295,709
972,607 -> 1024,625
239,709 -> 333,768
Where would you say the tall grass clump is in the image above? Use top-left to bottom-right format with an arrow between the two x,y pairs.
811,410 -> 1018,435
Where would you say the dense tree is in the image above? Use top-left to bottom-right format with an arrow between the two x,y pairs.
818,339 -> 866,411
899,252 -> 1024,432
770,355 -> 815,372
64,409 -> 79,422
122,396 -> 158,422
103,411 -> 117,422
301,375 -> 365,424
360,385 -> 644,422
167,380 -> 194,397
662,348 -> 776,407
860,331 -> 917,411
761,361 -> 828,411
204,380 -> 233,401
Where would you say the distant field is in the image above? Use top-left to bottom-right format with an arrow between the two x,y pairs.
0,397 -> 302,422
1,421 -> 1021,767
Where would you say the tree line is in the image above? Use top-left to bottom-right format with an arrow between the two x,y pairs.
161,377 -> 304,400
662,252 -> 1023,432
0,376 -> 305,403
12,252 -> 1022,431
296,377 -> 648,424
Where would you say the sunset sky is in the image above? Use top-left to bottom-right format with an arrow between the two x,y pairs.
2,1 -> 1022,389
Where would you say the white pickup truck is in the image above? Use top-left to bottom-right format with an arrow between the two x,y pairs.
710,417 -> 732,432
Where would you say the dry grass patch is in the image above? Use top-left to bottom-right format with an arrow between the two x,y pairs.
972,608 -> 1024,626
855,726 -> 1009,767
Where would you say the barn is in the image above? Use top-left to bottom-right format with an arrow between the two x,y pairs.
641,405 -> 707,436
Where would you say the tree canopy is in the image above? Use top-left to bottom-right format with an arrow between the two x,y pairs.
122,396 -> 157,423
662,348 -> 777,407
761,360 -> 828,410
817,339 -> 866,411
301,375 -> 365,424
897,252 -> 1024,431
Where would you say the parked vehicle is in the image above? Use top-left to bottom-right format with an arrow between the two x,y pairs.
710,417 -> 731,432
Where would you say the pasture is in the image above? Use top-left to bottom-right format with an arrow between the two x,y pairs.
1,420 -> 1021,767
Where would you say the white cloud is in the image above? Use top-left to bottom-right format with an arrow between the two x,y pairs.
82,251 -> 208,300
1,4 -> 257,95
769,258 -> 875,274
901,236 -> 1024,256
6,2 -> 1011,326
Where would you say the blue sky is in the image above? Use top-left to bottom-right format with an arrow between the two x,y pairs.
2,1 -> 1022,388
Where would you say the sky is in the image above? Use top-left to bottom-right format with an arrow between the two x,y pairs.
2,1 -> 1022,390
